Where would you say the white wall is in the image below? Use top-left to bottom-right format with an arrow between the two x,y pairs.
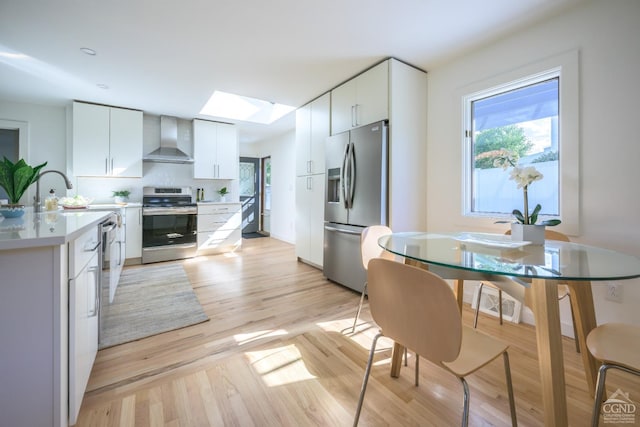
0,100 -> 67,204
240,129 -> 296,244
426,0 -> 640,328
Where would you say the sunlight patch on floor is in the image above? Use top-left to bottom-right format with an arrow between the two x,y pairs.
245,344 -> 316,387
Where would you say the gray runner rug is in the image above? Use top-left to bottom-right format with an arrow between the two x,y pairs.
99,262 -> 208,349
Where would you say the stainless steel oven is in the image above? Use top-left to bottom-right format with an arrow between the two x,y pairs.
142,186 -> 197,264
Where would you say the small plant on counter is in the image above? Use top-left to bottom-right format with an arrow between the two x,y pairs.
112,190 -> 131,198
0,157 -> 48,205
112,189 -> 131,204
217,187 -> 229,196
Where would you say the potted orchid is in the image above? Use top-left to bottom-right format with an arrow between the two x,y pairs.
494,149 -> 560,243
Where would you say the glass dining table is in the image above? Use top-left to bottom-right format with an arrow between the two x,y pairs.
378,231 -> 640,427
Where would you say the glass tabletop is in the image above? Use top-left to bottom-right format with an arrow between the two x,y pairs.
379,232 -> 640,281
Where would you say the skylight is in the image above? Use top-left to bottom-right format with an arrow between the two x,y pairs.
199,90 -> 295,124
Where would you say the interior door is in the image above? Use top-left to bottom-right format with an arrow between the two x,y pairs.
261,156 -> 271,234
240,157 -> 260,234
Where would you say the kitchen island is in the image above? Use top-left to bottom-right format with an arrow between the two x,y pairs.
0,209 -> 111,427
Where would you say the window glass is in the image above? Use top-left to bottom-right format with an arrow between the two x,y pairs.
468,75 -> 559,218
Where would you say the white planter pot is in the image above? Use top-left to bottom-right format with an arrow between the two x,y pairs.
511,223 -> 545,245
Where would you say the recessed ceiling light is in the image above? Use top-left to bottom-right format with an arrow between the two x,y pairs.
199,91 -> 295,124
80,47 -> 96,56
96,83 -> 109,89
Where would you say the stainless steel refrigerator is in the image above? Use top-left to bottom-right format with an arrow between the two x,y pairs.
323,120 -> 388,292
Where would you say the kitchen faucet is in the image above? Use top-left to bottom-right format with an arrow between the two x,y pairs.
33,170 -> 73,213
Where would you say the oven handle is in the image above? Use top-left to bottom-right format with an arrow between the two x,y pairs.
143,207 -> 197,216
143,243 -> 197,251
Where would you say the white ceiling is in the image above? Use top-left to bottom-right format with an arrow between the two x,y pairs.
0,0 -> 585,144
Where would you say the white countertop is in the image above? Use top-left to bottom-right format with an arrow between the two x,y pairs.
0,209 -> 112,251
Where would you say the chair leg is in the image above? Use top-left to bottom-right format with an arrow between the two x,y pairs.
473,283 -> 484,328
592,363 -> 609,427
404,346 -> 408,366
415,353 -> 420,387
503,352 -> 518,426
591,363 -> 640,427
352,282 -> 367,333
459,377 -> 471,427
353,332 -> 382,427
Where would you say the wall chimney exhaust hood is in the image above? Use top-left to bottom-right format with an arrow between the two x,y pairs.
143,116 -> 194,164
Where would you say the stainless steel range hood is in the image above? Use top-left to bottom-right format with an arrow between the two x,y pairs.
143,116 -> 194,164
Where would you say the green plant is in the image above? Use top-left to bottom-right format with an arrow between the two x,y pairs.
0,157 -> 48,204
217,187 -> 229,196
112,190 -> 131,198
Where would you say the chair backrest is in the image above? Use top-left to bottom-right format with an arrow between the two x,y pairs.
367,258 -> 462,363
361,225 -> 394,270
505,228 -> 570,242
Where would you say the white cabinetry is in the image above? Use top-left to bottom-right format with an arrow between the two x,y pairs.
196,203 -> 242,255
296,93 -> 330,176
295,176 -> 325,266
0,245 -> 68,427
319,58 -> 428,234
72,102 -> 143,177
193,119 -> 239,179
68,226 -> 100,425
125,206 -> 142,263
331,61 -> 389,134
295,93 -> 330,267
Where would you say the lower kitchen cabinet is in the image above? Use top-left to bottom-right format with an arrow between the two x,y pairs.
0,226 -> 102,427
68,227 -> 100,425
125,206 -> 142,264
197,203 -> 242,255
295,174 -> 325,267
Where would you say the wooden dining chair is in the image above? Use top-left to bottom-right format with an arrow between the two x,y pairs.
353,258 -> 517,427
351,225 -> 395,333
473,229 -> 581,352
586,323 -> 640,427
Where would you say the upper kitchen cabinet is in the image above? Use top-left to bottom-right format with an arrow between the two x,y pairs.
295,93 -> 330,176
193,119 -> 238,180
72,101 -> 143,177
331,61 -> 389,134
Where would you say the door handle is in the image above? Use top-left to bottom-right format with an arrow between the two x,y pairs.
324,225 -> 361,236
348,142 -> 356,208
88,265 -> 100,317
341,143 -> 349,208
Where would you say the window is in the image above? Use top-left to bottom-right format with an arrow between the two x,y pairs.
461,51 -> 579,234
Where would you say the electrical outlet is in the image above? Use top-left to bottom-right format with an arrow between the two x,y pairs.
605,282 -> 623,303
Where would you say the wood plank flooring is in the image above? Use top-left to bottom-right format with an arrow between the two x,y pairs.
77,237 -> 639,426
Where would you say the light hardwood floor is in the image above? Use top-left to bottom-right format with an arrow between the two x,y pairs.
78,237 -> 639,426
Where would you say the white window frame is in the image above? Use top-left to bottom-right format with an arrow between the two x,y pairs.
460,50 -> 580,236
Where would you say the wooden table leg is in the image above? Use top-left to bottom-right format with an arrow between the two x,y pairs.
454,279 -> 464,314
567,281 -> 598,394
531,278 -> 568,426
390,342 -> 404,378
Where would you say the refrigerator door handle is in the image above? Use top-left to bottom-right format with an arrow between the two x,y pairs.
324,225 -> 361,236
341,143 -> 350,208
348,142 -> 356,208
